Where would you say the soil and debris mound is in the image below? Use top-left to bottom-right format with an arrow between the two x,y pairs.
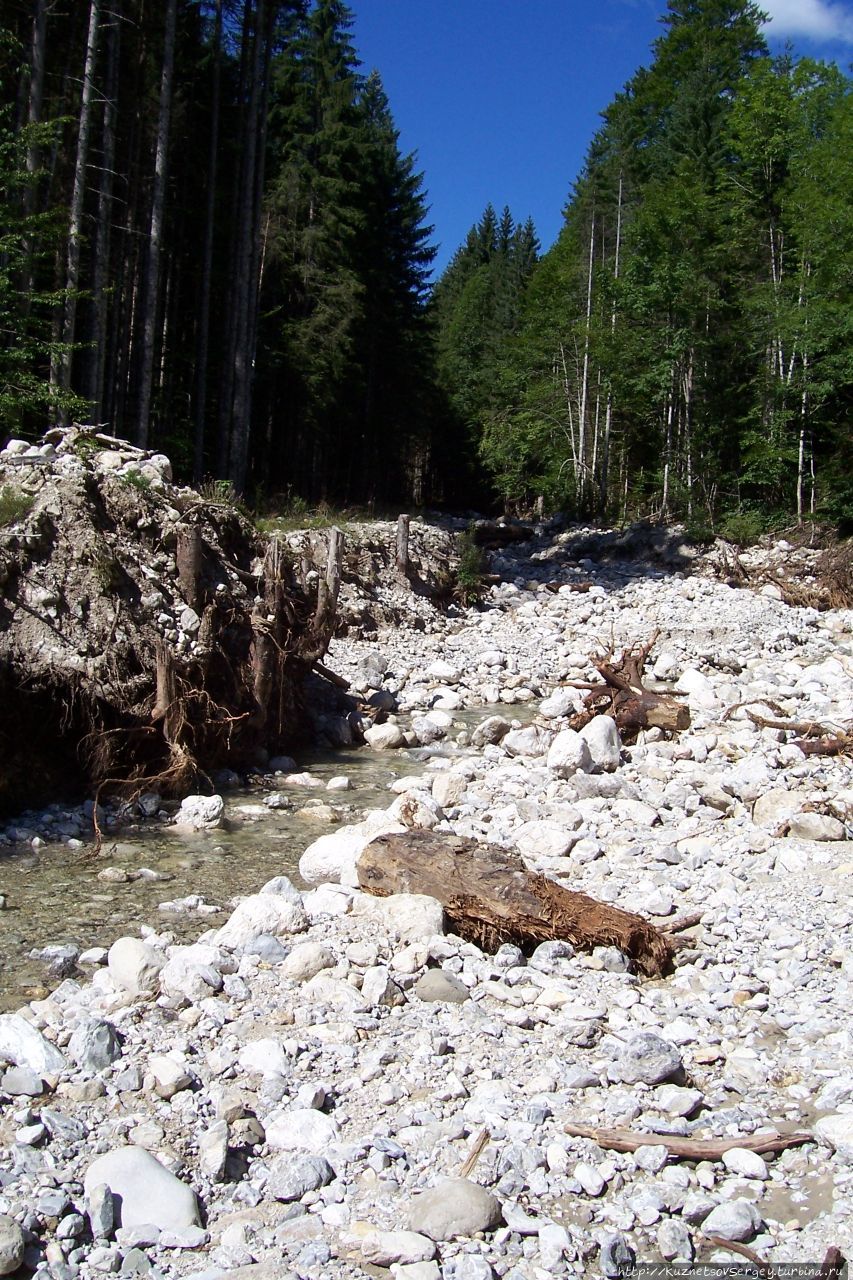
0,427 -> 339,815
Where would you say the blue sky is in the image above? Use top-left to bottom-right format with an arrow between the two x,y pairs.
348,0 -> 853,278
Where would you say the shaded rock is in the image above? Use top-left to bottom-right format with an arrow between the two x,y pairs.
618,1033 -> 683,1085
406,1177 -> 502,1241
701,1199 -> 762,1242
69,1018 -> 122,1072
414,969 -> 469,1004
0,1215 -> 25,1277
266,1155 -> 335,1202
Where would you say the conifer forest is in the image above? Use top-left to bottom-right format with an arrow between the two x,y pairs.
1,0 -> 851,528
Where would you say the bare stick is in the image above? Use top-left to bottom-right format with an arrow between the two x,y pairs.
458,1127 -> 490,1179
564,1123 -> 812,1160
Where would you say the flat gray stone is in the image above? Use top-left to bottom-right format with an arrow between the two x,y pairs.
84,1147 -> 201,1231
0,1065 -> 44,1096
406,1177 -> 502,1241
414,969 -> 469,1004
618,1032 -> 683,1085
266,1155 -> 335,1202
702,1198 -> 762,1242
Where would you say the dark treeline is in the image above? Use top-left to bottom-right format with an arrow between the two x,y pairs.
1,0 -> 851,526
1,0 -> 436,504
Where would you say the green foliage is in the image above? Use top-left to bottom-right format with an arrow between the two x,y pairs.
718,508 -> 766,546
119,469 -> 153,495
0,484 -> 34,527
454,525 -> 487,605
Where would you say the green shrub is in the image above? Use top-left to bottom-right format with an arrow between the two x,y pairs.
0,484 -> 34,527
455,524 -> 486,604
719,508 -> 766,547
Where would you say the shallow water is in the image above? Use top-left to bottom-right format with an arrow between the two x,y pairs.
0,705 -> 537,1010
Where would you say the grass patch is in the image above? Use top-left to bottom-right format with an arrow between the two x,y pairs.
0,484 -> 34,527
454,524 -> 487,605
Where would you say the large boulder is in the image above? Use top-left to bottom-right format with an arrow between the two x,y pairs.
84,1148 -> 201,1231
299,814 -> 405,886
547,729 -> 592,777
0,1013 -> 67,1075
213,891 -> 307,949
579,715 -> 621,772
107,937 -> 165,997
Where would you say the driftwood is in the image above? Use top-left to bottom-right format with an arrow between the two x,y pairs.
357,830 -> 674,977
795,736 -> 851,757
396,513 -> 410,577
564,1123 -> 812,1159
569,635 -> 689,740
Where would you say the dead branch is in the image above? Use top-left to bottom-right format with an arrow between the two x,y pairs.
457,1128 -> 490,1179
795,736 -> 852,757
563,1123 -> 812,1159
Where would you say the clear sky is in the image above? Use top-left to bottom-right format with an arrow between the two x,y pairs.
347,0 -> 853,279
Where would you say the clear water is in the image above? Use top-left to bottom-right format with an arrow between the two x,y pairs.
0,705 -> 537,1010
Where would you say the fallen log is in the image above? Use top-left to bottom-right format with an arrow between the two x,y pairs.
563,1123 -> 812,1159
357,830 -> 674,977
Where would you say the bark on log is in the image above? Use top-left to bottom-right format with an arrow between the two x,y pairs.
563,1123 -> 812,1159
396,513 -> 410,577
357,830 -> 674,977
176,524 -> 203,610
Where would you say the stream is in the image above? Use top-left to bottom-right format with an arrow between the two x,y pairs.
0,708 -> 535,1010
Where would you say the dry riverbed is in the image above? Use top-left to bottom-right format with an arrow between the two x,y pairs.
1,517 -> 852,1280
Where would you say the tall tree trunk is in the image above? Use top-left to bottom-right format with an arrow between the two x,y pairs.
225,0 -> 273,495
51,0 -> 100,410
193,0 -> 223,481
136,0 -> 177,448
24,0 -> 47,214
578,208 -> 595,505
87,0 -> 121,421
600,170 -> 622,514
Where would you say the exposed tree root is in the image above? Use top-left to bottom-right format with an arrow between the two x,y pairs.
566,634 -> 690,742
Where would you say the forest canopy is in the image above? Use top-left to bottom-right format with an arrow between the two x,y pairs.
1,0 -> 850,527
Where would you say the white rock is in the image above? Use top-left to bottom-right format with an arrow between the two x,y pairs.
84,1148 -> 200,1230
213,892 -> 308,948
701,1198 -> 761,1242
815,1113 -> 853,1157
0,1013 -> 67,1074
149,1054 -> 194,1099
503,725 -> 552,758
299,817 -> 405,886
426,659 -> 461,683
674,668 -> 717,708
575,1160 -> 606,1196
364,722 -> 407,750
107,937 -> 165,997
787,812 -> 845,841
389,790 -> 444,829
540,687 -> 579,719
264,1107 -> 339,1153
351,891 -> 445,942
280,942 -> 336,982
547,729 -> 592,777
238,1038 -> 292,1078
159,944 -> 225,1003
579,715 -> 622,772
362,1231 -> 436,1266
175,794 -> 225,830
722,1148 -> 769,1180
515,820 -> 577,860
